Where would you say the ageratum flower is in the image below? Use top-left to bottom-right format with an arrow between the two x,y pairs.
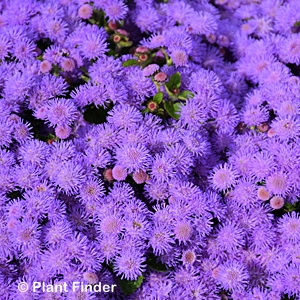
79,29 -> 108,59
107,104 -> 143,129
216,260 -> 249,292
150,226 -> 174,256
115,143 -> 151,173
46,98 -> 78,127
52,160 -> 85,195
151,153 -> 176,183
135,7 -> 161,33
104,0 -> 128,22
0,34 -> 12,60
278,212 -> 300,243
210,163 -> 239,192
114,250 -> 146,280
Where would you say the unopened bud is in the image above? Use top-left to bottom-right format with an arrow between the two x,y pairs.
116,29 -> 129,36
139,53 -> 148,61
136,46 -> 149,54
257,187 -> 270,201
104,169 -> 113,181
108,21 -> 118,31
154,72 -> 167,82
147,101 -> 158,112
113,35 -> 121,43
257,122 -> 269,133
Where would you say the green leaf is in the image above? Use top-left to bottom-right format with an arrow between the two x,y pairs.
157,108 -> 164,116
153,92 -> 163,104
119,276 -> 144,296
174,102 -> 183,113
164,84 -> 175,97
178,90 -> 194,100
122,59 -> 138,67
164,101 -> 181,120
165,72 -> 181,90
146,254 -> 169,272
283,201 -> 300,213
119,41 -> 133,48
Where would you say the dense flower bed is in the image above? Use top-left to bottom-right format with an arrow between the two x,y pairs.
1,0 -> 300,299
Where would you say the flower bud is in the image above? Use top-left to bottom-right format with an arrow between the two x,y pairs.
154,72 -> 167,82
257,187 -> 270,201
136,46 -> 149,54
108,21 -> 118,31
270,196 -> 284,209
104,169 -> 114,181
147,101 -> 158,112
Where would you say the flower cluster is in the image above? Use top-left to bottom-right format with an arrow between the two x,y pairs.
0,0 -> 300,299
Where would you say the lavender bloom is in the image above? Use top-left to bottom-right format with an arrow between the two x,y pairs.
46,98 -> 78,127
104,0 -> 128,22
79,29 -> 108,59
115,143 -> 151,173
216,260 -> 249,292
209,163 -> 239,192
114,250 -> 146,280
151,153 -> 176,183
52,160 -> 85,195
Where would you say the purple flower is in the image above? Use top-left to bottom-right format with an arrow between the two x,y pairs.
151,153 -> 176,183
185,11 -> 217,36
216,260 -> 249,292
114,249 -> 146,280
46,98 -> 78,127
13,37 -> 36,62
278,212 -> 300,243
278,33 -> 300,65
0,34 -> 12,60
135,7 -> 161,33
104,0 -> 128,22
52,160 -> 85,195
107,104 -> 143,129
115,143 -> 151,173
209,163 -> 239,192
79,29 -> 108,60
179,98 -> 207,130
215,222 -> 245,252
150,225 -> 174,256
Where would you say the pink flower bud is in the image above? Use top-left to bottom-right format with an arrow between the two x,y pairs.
116,29 -> 129,36
108,21 -> 118,31
104,169 -> 114,181
133,170 -> 147,184
267,128 -> 277,138
112,165 -> 127,181
136,46 -> 149,53
270,196 -> 284,209
40,60 -> 52,73
257,187 -> 270,201
154,72 -> 167,82
61,57 -> 75,72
